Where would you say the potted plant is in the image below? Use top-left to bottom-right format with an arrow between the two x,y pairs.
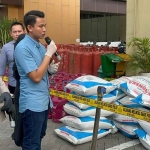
0,16 -> 17,49
128,37 -> 150,76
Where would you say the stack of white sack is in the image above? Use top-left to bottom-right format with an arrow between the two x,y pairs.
108,101 -> 137,138
55,75 -> 121,145
112,95 -> 150,139
55,102 -> 116,144
55,115 -> 118,145
109,76 -> 150,140
55,75 -> 150,144
64,75 -> 126,115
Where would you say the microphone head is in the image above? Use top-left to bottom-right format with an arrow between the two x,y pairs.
56,55 -> 61,61
45,37 -> 51,45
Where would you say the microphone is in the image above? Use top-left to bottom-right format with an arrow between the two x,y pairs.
45,37 -> 61,60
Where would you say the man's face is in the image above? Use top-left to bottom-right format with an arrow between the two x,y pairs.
10,25 -> 24,41
28,17 -> 46,40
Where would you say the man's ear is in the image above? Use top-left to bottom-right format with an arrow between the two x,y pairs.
27,25 -> 33,32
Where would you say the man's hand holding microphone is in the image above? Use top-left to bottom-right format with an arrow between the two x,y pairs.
45,40 -> 57,58
45,37 -> 60,74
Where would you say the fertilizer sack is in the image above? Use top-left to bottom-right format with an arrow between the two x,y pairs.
114,121 -> 139,138
132,93 -> 150,108
118,96 -> 140,108
55,126 -> 111,145
112,113 -> 138,125
70,89 -> 126,109
110,76 -> 132,88
86,89 -> 126,103
60,116 -> 115,130
134,129 -> 150,150
138,120 -> 150,136
65,75 -> 116,96
120,76 -> 150,97
64,102 -> 114,117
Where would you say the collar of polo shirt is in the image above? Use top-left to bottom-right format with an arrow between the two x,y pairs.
26,34 -> 40,48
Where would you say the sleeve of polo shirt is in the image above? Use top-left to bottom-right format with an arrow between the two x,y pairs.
14,45 -> 38,74
0,46 -> 7,76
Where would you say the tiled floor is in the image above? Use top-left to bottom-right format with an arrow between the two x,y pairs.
0,117 -> 147,150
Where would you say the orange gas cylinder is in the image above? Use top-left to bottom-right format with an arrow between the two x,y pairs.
63,46 -> 69,73
74,47 -> 83,74
104,46 -> 110,53
57,45 -> 65,71
100,45 -> 105,53
56,44 -> 61,50
93,47 -> 102,76
112,47 -> 118,54
80,47 -> 93,75
68,46 -> 75,74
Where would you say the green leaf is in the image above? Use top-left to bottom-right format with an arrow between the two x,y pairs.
128,37 -> 150,73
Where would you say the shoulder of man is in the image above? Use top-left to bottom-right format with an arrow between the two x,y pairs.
15,37 -> 28,50
2,41 -> 14,50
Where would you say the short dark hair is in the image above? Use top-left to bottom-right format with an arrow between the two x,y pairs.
14,33 -> 26,49
24,10 -> 45,33
10,21 -> 25,31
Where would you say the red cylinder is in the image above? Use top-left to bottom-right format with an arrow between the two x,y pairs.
74,49 -> 82,74
104,46 -> 110,53
112,47 -> 118,54
68,46 -> 75,74
63,46 -> 69,73
57,46 -> 65,71
93,50 -> 102,76
80,49 -> 93,75
52,96 -> 68,123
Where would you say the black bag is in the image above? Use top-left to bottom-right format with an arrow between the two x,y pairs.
12,62 -> 23,147
12,34 -> 26,147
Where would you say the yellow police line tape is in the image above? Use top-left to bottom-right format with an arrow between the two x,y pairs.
50,89 -> 150,122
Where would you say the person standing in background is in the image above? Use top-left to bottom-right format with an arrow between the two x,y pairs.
0,22 -> 25,94
14,10 -> 59,150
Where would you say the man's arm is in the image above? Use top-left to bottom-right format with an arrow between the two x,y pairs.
14,40 -> 57,83
27,56 -> 51,82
